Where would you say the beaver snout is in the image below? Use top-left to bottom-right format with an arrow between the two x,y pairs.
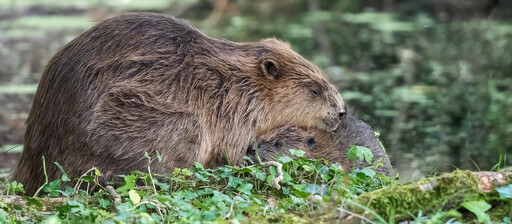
323,105 -> 347,131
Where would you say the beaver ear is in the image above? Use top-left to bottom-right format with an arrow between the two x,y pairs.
261,60 -> 279,79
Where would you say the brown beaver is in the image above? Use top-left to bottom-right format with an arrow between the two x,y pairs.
13,13 -> 346,195
246,112 -> 392,176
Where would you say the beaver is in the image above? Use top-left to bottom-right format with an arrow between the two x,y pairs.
246,113 -> 392,176
13,13 -> 346,195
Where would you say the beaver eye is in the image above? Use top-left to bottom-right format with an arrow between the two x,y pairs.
306,137 -> 316,149
274,140 -> 284,148
310,89 -> 319,96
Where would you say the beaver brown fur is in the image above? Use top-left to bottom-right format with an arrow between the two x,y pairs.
247,113 -> 392,176
13,13 -> 346,195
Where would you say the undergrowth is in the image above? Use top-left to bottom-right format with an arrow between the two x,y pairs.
0,148 -> 511,223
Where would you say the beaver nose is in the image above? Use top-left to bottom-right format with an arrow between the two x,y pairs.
338,108 -> 346,120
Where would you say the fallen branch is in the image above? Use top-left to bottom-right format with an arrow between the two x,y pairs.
0,195 -> 97,212
345,170 -> 512,222
105,186 -> 121,208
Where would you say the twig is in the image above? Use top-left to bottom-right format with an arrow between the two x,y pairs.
261,161 -> 283,189
337,207 -> 375,224
128,199 -> 165,218
146,156 -> 165,220
223,198 -> 236,219
33,156 -> 48,197
105,186 -> 121,208
147,157 -> 158,196
73,167 -> 99,194
345,199 -> 388,224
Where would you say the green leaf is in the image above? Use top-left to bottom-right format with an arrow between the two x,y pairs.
156,151 -> 162,162
460,200 -> 491,223
289,149 -> 306,157
193,199 -> 209,210
53,162 -> 71,182
266,174 -> 276,184
129,190 -> 141,204
282,186 -> 290,195
237,183 -> 253,195
347,145 -> 373,164
233,167 -> 252,172
58,185 -> 74,197
290,195 -> 305,204
195,172 -> 209,182
278,156 -> 293,164
302,164 -> 314,172
292,184 -> 306,191
117,174 -> 137,194
192,162 -> 205,171
7,181 -> 25,194
94,168 -> 102,177
282,170 -> 292,183
41,215 -> 62,224
0,210 -> 7,223
22,196 -> 43,207
228,176 -> 243,188
43,179 -> 62,197
496,184 -> 512,199
99,198 -> 112,209
361,167 -> 376,177
444,209 -> 462,218
253,170 -> 267,181
293,190 -> 310,198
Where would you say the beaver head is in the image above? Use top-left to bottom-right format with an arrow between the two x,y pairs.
247,126 -> 316,163
246,113 -> 393,176
244,39 -> 346,132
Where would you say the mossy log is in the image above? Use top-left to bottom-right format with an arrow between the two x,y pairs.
346,170 -> 512,222
0,195 -> 98,212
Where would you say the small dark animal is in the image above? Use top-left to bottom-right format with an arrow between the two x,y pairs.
247,113 -> 392,176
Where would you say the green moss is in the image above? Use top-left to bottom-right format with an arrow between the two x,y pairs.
244,208 -> 337,224
244,213 -> 310,224
352,170 -> 483,221
488,202 -> 512,222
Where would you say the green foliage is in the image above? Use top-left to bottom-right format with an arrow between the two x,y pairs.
496,184 -> 512,199
347,145 -> 373,165
460,200 -> 491,223
4,181 -> 24,195
1,151 -> 511,223
0,151 -> 398,223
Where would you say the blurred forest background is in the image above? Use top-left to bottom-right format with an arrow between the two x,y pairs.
0,0 -> 511,181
